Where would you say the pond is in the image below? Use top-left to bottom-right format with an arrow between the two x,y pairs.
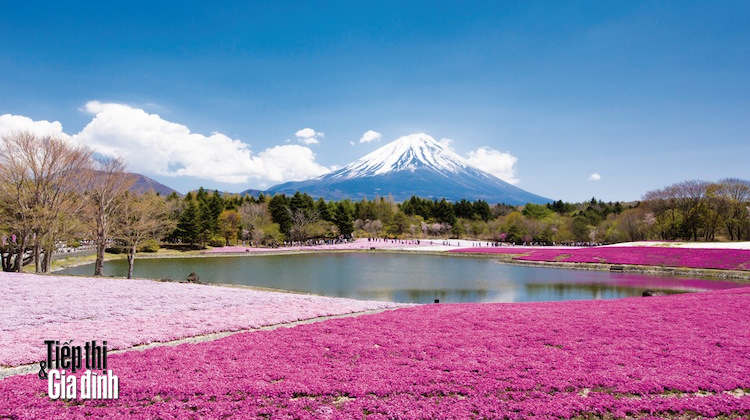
60,253 -> 745,304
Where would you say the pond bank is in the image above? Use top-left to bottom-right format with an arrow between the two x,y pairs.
50,239 -> 750,283
505,258 -> 750,282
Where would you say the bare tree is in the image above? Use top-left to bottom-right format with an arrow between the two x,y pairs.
617,208 -> 648,242
84,157 -> 134,276
119,191 -> 173,279
0,133 -> 34,271
717,178 -> 750,240
218,209 -> 241,245
288,208 -> 318,242
644,181 -> 709,241
643,186 -> 679,240
0,131 -> 91,272
239,201 -> 271,245
673,180 -> 710,241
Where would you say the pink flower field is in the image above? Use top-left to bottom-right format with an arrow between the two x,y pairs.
203,238 -> 431,254
0,273 -> 402,367
452,246 -> 750,271
2,287 -> 749,418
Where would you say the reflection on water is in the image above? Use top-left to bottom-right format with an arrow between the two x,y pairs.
368,289 -> 493,303
524,283 -> 679,301
60,253 -> 747,304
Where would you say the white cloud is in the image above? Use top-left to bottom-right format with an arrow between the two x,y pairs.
254,145 -> 330,182
438,138 -> 454,149
295,127 -> 324,145
359,130 -> 382,144
466,147 -> 519,185
75,101 -> 263,183
295,128 -> 316,138
299,137 -> 319,145
0,114 -> 70,139
4,102 -> 331,185
588,172 -> 602,181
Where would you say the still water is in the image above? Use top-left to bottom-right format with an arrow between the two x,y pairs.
60,253 -> 745,304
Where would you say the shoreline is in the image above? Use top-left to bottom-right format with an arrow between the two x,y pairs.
51,240 -> 750,284
500,258 -> 750,282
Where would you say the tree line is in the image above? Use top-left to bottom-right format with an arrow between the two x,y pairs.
2,132 -> 748,277
163,179 -> 750,248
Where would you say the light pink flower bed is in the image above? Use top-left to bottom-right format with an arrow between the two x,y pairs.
452,246 -> 750,271
204,238 -> 429,253
2,288 -> 750,418
0,272 -> 402,367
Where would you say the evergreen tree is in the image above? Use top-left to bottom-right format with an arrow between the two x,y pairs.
175,193 -> 200,245
194,189 -> 224,242
268,194 -> 292,235
290,191 -> 315,217
473,200 -> 492,221
333,202 -> 354,237
434,198 -> 457,226
315,198 -> 332,221
454,199 -> 474,219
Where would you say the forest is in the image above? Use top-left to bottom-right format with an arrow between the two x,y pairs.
2,132 -> 749,276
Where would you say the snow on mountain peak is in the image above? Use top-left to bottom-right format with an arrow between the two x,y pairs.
329,133 -> 471,179
266,132 -> 552,204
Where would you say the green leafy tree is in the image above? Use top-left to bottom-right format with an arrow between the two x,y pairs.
386,211 -> 409,236
434,198 -> 457,226
522,203 -> 553,220
219,209 -> 242,245
571,215 -> 591,242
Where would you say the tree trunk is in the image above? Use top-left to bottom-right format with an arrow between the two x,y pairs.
94,241 -> 105,276
34,244 -> 40,273
127,246 -> 136,279
42,243 -> 54,273
13,238 -> 25,272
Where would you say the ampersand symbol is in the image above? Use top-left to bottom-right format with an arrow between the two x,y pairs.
38,361 -> 47,380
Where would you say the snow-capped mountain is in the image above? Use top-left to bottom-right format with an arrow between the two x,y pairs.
262,133 -> 552,205
327,133 -> 469,178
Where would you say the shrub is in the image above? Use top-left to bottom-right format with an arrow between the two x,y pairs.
137,239 -> 160,253
105,246 -> 124,254
208,236 -> 225,247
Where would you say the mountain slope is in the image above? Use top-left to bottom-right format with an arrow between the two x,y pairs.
264,134 -> 551,205
128,173 -> 181,196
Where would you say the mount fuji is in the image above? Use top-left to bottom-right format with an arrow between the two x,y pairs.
262,134 -> 552,205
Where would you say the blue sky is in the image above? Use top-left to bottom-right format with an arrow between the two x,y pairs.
1,1 -> 748,202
